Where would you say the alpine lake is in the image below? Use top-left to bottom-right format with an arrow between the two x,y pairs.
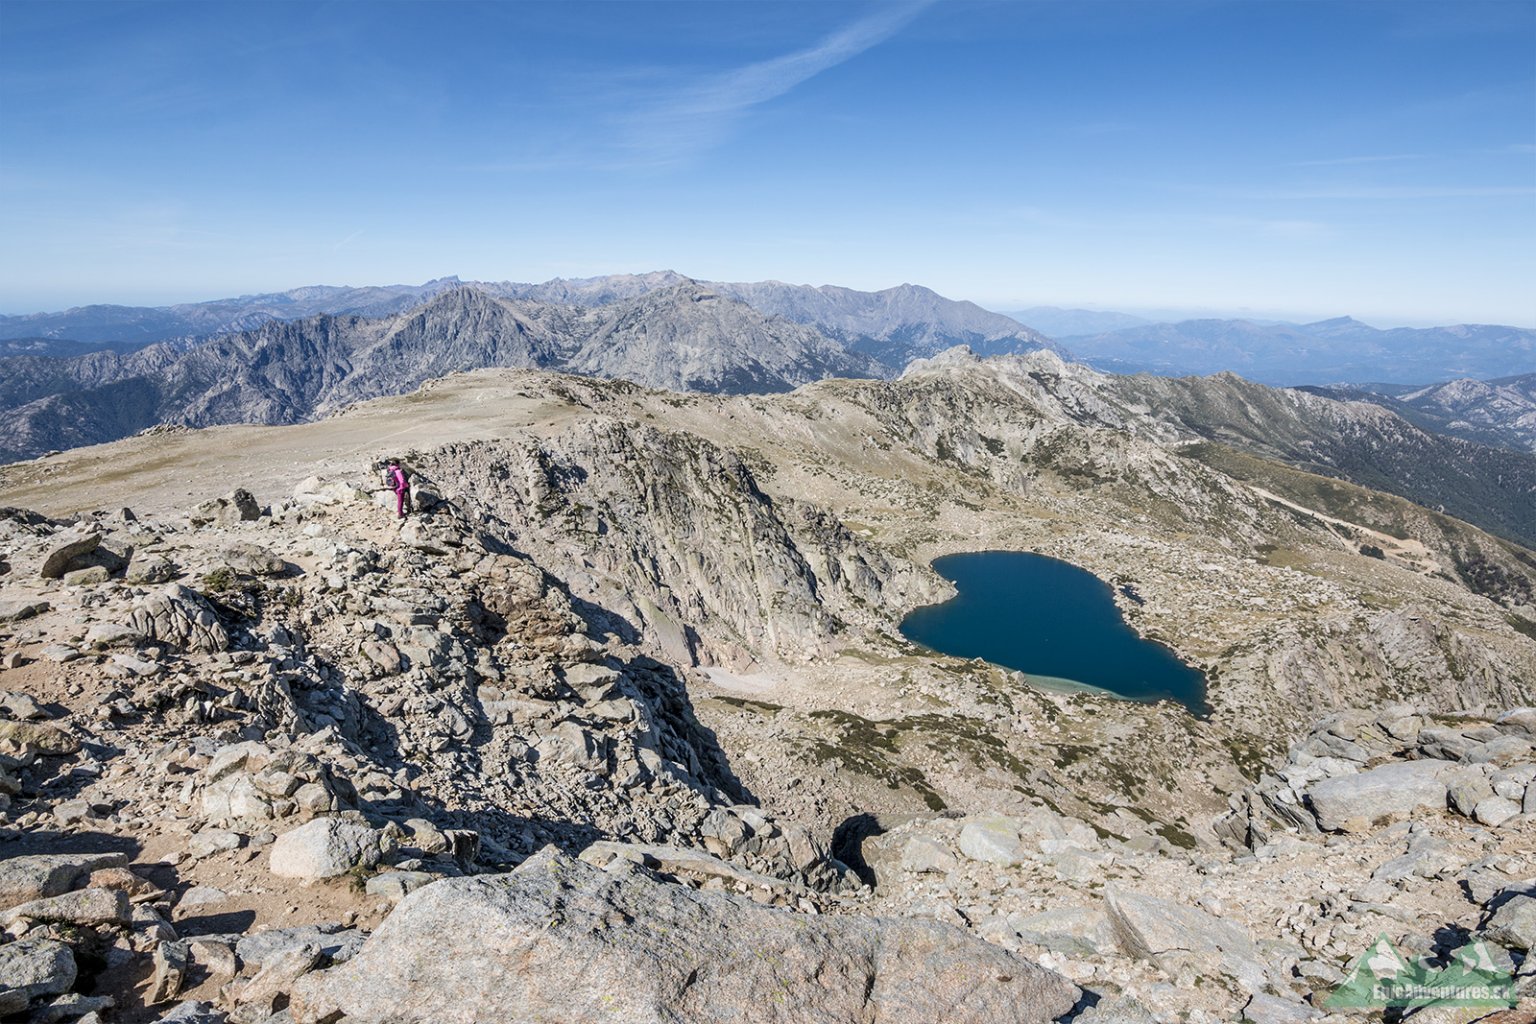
900,551 -> 1210,717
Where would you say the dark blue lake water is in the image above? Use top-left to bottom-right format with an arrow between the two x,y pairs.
900,551 -> 1209,716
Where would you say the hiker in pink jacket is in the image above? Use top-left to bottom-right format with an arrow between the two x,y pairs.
387,458 -> 411,518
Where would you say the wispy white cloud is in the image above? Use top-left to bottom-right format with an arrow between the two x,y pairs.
618,2 -> 932,166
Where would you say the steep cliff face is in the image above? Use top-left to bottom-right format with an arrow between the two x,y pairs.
569,283 -> 873,392
418,415 -> 939,669
707,280 -> 1055,370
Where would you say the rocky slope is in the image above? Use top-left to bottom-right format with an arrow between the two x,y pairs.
1,358 -> 1534,1022
701,279 -> 1054,371
903,348 -> 1536,552
1308,374 -> 1536,455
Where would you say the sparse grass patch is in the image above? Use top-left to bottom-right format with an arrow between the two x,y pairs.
201,567 -> 237,593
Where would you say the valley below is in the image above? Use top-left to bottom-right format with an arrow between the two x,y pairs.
1,351 -> 1534,1023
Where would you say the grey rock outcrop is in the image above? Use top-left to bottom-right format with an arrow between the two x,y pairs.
1484,894 -> 1536,952
0,852 -> 128,907
189,489 -> 260,527
128,583 -> 230,652
1307,759 -> 1458,832
1104,887 -> 1257,969
38,527 -> 101,578
291,848 -> 1079,1024
0,937 -> 76,1007
269,817 -> 383,880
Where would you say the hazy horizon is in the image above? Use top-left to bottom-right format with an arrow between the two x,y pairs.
4,271 -> 1533,333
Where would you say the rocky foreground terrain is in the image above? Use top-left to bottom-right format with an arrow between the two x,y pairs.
1,353 -> 1534,1023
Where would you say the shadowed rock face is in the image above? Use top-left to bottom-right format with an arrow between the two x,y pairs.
290,848 -> 1080,1024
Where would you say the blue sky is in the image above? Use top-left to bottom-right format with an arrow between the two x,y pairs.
2,0 -> 1533,326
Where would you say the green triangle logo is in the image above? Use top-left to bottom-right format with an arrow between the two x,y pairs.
1325,933 -> 1422,1008
1325,934 -> 1516,1009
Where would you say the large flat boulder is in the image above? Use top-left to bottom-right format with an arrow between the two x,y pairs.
291,848 -> 1079,1024
0,852 -> 128,909
1104,887 -> 1255,966
1306,758 -> 1457,832
39,527 -> 100,579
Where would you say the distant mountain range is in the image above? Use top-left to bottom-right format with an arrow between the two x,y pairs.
1303,374 -> 1536,454
1054,315 -> 1536,385
1003,307 -> 1153,338
0,272 -> 1052,370
0,278 -> 467,352
0,279 -> 1059,463
7,276 -> 1531,389
4,273 -> 1534,551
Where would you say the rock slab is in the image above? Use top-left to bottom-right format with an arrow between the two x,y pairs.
291,848 -> 1079,1024
1306,759 -> 1456,832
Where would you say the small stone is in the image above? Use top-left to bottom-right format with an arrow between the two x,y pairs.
85,622 -> 143,648
1448,771 -> 1496,817
0,690 -> 46,720
147,940 -> 189,1004
0,720 -> 80,755
32,993 -> 116,1023
62,565 -> 111,586
0,852 -> 129,907
187,828 -> 244,860
126,554 -> 177,584
154,999 -> 231,1023
1243,992 -> 1320,1023
187,938 -> 238,978
1485,894 -> 1536,951
227,944 -> 323,1023
900,835 -> 958,874
0,598 -> 50,623
218,542 -> 287,576
1474,796 -> 1521,827
177,885 -> 228,907
235,925 -> 364,970
364,870 -> 437,902
53,799 -> 96,825
189,489 -> 261,528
